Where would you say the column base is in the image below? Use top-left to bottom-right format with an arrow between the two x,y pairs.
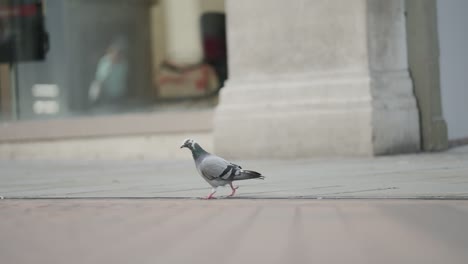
214,71 -> 420,158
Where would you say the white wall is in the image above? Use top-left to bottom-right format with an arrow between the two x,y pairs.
200,0 -> 225,12
437,0 -> 468,140
149,0 -> 225,71
150,3 -> 167,73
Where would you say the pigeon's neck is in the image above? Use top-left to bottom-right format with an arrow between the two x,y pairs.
191,143 -> 209,160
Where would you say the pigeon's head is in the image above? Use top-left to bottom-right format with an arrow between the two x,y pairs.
180,138 -> 196,150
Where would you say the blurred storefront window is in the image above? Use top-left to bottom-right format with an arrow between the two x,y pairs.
0,0 -> 226,122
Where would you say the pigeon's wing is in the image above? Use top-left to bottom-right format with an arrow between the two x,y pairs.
199,155 -> 239,181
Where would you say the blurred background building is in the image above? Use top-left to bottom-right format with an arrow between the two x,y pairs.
0,0 -> 466,159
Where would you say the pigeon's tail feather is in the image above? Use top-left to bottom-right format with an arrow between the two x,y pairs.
233,170 -> 265,181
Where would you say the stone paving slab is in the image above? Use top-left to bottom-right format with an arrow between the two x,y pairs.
1,145 -> 468,199
0,199 -> 467,264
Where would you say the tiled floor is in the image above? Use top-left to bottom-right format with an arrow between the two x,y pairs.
0,199 -> 467,264
1,145 -> 468,198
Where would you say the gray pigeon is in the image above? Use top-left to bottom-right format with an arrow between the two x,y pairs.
180,138 -> 265,199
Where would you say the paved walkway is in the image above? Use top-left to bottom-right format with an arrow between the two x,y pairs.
1,145 -> 468,199
1,199 -> 467,264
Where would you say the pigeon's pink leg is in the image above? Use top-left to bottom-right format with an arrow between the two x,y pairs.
204,188 -> 217,199
228,183 -> 239,197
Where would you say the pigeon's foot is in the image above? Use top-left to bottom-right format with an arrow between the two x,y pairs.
228,183 -> 239,197
202,188 -> 217,200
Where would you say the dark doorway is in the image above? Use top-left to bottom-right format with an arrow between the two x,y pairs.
201,12 -> 227,89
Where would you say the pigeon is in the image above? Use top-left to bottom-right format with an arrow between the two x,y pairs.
180,138 -> 265,199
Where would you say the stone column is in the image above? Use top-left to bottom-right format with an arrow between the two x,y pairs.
214,0 -> 420,158
163,0 -> 203,65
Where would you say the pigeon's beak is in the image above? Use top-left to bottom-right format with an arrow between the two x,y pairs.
180,144 -> 186,149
